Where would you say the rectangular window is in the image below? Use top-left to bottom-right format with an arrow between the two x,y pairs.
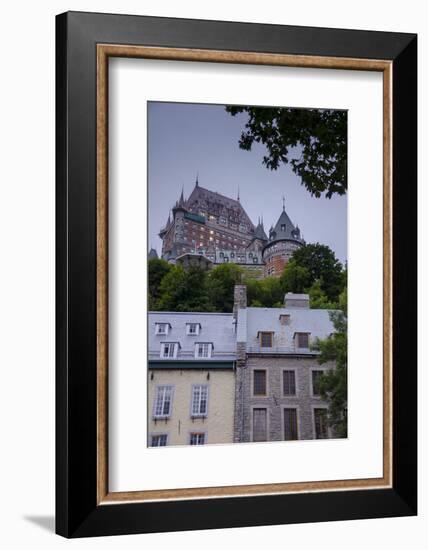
153,386 -> 173,418
150,434 -> 168,447
195,342 -> 212,358
284,408 -> 298,440
253,408 -> 267,442
297,332 -> 310,349
312,370 -> 324,396
160,342 -> 178,358
260,332 -> 273,348
190,432 -> 205,445
186,323 -> 200,335
155,323 -> 169,335
314,408 -> 328,439
283,370 -> 296,396
191,385 -> 209,417
253,370 -> 267,396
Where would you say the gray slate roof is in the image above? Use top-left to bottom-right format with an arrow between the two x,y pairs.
149,311 -> 237,362
254,221 -> 268,241
239,306 -> 335,354
148,248 -> 159,260
269,208 -> 303,243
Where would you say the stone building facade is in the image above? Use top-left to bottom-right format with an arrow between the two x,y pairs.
233,286 -> 336,443
157,178 -> 304,278
147,287 -> 339,446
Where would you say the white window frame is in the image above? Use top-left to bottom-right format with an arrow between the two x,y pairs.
150,433 -> 168,447
155,322 -> 170,335
186,323 -> 200,336
194,342 -> 213,359
160,342 -> 179,359
153,385 -> 174,419
189,432 -> 206,445
191,384 -> 209,417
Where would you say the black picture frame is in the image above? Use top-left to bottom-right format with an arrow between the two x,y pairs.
56,11 -> 417,538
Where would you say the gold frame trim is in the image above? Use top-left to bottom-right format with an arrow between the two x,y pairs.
96,44 -> 393,505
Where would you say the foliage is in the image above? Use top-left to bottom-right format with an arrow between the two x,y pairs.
149,244 -> 345,313
279,259 -> 311,294
312,288 -> 348,437
289,243 -> 344,302
208,263 -> 244,313
157,265 -> 211,312
226,106 -> 347,198
148,258 -> 172,310
306,280 -> 338,310
246,276 -> 284,308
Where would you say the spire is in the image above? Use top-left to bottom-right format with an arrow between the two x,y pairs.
178,186 -> 185,207
195,172 -> 199,187
237,186 -> 240,202
282,195 -> 285,211
254,214 -> 268,241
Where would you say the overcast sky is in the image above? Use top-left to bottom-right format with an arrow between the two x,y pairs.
148,102 -> 347,264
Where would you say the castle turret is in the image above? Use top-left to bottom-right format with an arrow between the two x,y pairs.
262,198 -> 305,277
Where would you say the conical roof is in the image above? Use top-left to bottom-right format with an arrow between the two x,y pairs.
254,220 -> 268,241
269,205 -> 303,243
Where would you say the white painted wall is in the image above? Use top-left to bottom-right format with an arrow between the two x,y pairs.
0,0 -> 425,548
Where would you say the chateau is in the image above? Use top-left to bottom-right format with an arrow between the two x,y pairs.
157,178 -> 305,278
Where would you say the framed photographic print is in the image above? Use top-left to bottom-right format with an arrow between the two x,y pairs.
56,11 -> 417,538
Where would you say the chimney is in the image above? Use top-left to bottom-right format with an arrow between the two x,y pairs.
284,293 -> 310,309
233,284 -> 247,320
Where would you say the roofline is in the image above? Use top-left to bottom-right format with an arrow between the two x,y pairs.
148,311 -> 234,316
149,360 -> 235,370
262,237 -> 304,250
246,352 -> 319,358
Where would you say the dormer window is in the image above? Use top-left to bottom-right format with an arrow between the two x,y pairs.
186,323 -> 200,336
258,331 -> 273,348
279,314 -> 291,326
195,342 -> 213,359
160,342 -> 179,359
155,322 -> 170,335
281,224 -> 286,231
295,332 -> 310,350
253,257 -> 258,264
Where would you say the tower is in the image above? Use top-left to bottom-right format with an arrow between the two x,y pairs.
262,198 -> 304,277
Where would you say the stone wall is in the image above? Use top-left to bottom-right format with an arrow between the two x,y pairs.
238,356 -> 335,442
